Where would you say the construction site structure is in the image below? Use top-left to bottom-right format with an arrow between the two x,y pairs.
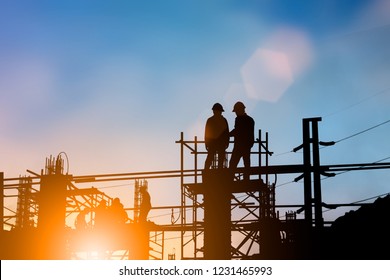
0,128 -> 277,260
2,117 -> 390,260
176,129 -> 277,259
1,154 -> 161,260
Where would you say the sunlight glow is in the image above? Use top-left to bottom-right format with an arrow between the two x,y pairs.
241,48 -> 293,102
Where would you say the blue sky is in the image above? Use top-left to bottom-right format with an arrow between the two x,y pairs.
1,0 -> 390,231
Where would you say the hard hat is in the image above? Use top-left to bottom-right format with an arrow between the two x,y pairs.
232,101 -> 245,112
212,103 -> 224,112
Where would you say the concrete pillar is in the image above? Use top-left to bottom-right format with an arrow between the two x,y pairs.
37,174 -> 69,259
128,224 -> 149,260
203,169 -> 231,260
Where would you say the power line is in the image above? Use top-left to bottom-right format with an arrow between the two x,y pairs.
276,154 -> 390,190
276,180 -> 296,188
277,119 -> 390,157
98,183 -> 134,190
324,87 -> 390,118
321,155 -> 390,180
335,119 -> 390,144
352,191 -> 390,204
322,191 -> 390,214
274,150 -> 294,157
270,86 -> 390,157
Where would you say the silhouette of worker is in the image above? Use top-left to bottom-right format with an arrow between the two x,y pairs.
204,103 -> 230,169
75,208 -> 90,230
229,101 -> 255,179
139,185 -> 151,223
94,200 -> 109,229
109,197 -> 128,225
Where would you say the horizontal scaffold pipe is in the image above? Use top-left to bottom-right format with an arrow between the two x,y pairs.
73,169 -> 200,183
3,169 -> 201,186
245,164 -> 305,175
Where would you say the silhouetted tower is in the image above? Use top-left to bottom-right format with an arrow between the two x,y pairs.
134,179 -> 148,222
16,176 -> 36,228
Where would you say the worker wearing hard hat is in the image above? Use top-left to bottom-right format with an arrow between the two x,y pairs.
229,101 -> 255,178
139,185 -> 151,223
204,103 -> 230,169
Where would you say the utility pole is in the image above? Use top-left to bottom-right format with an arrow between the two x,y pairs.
294,117 -> 324,228
311,119 -> 323,229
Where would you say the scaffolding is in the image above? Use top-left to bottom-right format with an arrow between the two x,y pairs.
133,179 -> 148,223
15,176 -> 37,229
176,129 -> 275,259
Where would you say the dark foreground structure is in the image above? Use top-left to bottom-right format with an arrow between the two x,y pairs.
323,195 -> 390,259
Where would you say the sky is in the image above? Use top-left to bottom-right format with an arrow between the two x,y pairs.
1,0 -> 390,255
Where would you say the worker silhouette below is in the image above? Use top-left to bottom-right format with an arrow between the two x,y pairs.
75,208 -> 90,230
94,200 -> 110,230
109,197 -> 128,226
229,101 -> 255,180
204,103 -> 230,169
139,185 -> 151,223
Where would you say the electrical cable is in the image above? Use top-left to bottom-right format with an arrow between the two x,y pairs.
322,191 -> 390,214
97,183 -> 133,190
334,119 -> 390,144
324,86 -> 390,118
